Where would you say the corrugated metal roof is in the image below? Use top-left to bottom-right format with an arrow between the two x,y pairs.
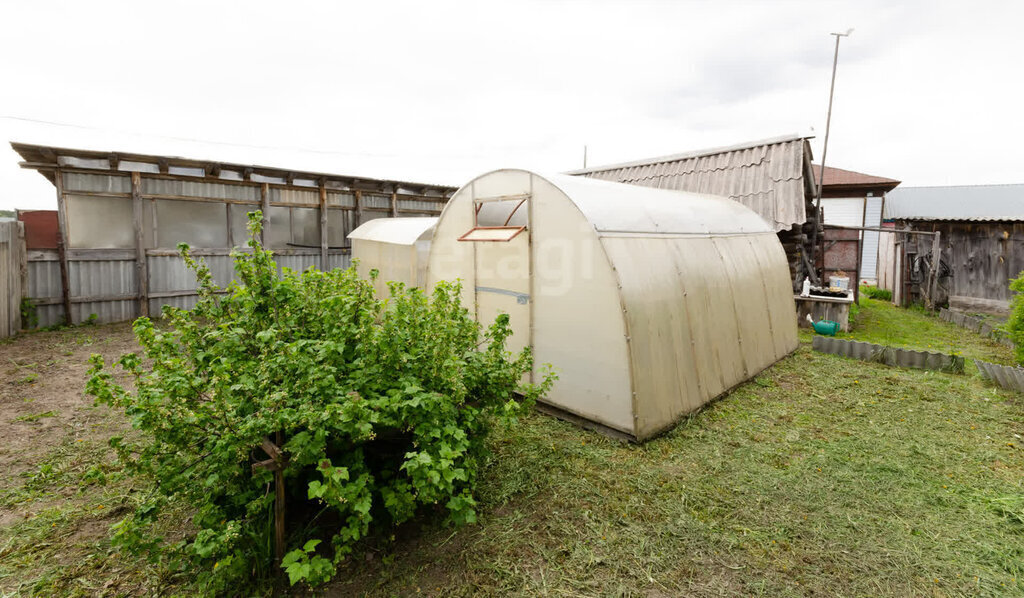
11,142 -> 458,197
884,184 -> 1024,221
566,135 -> 813,232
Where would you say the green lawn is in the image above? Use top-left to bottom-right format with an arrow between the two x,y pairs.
836,297 -> 1015,365
2,301 -> 1023,597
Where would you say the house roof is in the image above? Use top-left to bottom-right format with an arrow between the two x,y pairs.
811,164 -> 901,193
884,184 -> 1024,221
10,142 -> 457,197
566,134 -> 815,232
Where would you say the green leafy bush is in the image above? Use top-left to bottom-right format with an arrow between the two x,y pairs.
86,213 -> 554,593
1007,271 -> 1024,364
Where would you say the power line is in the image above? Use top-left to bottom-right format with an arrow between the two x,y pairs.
0,114 -> 401,158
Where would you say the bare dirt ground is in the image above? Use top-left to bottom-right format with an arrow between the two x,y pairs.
0,323 -> 149,595
0,323 -> 137,485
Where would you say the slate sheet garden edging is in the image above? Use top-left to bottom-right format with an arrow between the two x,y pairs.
812,336 -> 965,373
975,360 -> 1024,393
939,307 -> 1014,348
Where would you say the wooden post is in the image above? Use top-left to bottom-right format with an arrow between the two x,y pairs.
260,183 -> 271,247
390,189 -> 398,218
54,169 -> 73,326
131,172 -> 149,318
253,435 -> 287,569
928,230 -> 942,310
17,221 -> 27,332
901,227 -> 912,307
225,203 -> 234,249
354,189 -> 363,229
319,182 -> 328,270
854,232 -> 863,304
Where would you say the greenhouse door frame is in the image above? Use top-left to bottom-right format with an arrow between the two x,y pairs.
461,189 -> 534,381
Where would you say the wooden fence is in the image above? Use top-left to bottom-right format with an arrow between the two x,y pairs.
0,220 -> 25,338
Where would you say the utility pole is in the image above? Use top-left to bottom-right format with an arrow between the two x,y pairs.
808,28 -> 853,280
583,145 -> 588,169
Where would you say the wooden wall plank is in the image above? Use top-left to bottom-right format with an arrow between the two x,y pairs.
54,169 -> 73,325
131,172 -> 149,318
319,182 -> 328,270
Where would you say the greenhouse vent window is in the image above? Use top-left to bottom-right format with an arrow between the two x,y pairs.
457,226 -> 527,242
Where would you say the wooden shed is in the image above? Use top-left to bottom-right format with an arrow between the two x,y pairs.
883,184 -> 1024,314
10,142 -> 455,327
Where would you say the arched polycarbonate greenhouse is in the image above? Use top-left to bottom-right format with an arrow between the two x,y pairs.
425,169 -> 798,441
348,217 -> 437,299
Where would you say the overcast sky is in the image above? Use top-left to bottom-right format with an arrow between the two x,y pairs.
1,0 -> 1021,211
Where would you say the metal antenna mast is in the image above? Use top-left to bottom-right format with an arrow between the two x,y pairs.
809,28 -> 853,279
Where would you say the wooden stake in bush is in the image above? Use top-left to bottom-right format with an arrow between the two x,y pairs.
253,436 -> 286,568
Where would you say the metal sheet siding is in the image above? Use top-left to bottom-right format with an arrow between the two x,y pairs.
821,198 -> 865,227
24,251 -> 353,329
275,254 -> 320,273
26,259 -> 61,327
143,178 -> 259,202
148,255 -> 235,292
884,184 -> 1024,221
151,295 -> 199,314
861,196 -> 884,280
570,137 -> 809,232
62,172 -> 131,194
362,194 -> 392,210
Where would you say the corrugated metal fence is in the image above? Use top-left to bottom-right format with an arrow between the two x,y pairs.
0,221 -> 25,337
24,248 -> 353,328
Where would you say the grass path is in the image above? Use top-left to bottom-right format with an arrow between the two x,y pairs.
837,297 -> 1015,365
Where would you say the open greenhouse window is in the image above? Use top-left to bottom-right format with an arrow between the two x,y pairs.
461,193 -> 529,242
458,226 -> 526,242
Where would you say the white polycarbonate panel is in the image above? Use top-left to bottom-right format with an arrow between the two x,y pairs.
544,173 -> 774,235
352,239 -> 419,298
65,195 -> 134,249
348,217 -> 437,245
528,175 -> 635,434
427,181 -> 481,316
476,200 -> 529,227
290,207 -> 321,247
744,235 -> 800,360
230,204 -> 260,247
603,232 -> 797,440
475,233 -> 530,357
156,199 -> 228,248
266,206 -> 291,249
